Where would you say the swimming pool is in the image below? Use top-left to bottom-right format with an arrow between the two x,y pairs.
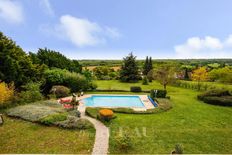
82,95 -> 145,108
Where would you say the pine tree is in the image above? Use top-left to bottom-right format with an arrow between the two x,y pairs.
148,57 -> 153,71
143,56 -> 149,75
119,53 -> 140,82
143,56 -> 153,76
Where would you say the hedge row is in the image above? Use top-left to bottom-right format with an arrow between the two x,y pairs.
198,89 -> 232,106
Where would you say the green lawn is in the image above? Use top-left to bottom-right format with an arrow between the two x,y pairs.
95,80 -> 165,91
94,80 -> 232,154
0,116 -> 95,154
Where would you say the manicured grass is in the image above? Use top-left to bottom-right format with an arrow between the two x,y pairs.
94,80 -> 232,154
0,116 -> 95,154
95,80 -> 165,91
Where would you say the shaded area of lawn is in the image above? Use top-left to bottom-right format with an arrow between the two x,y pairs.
0,116 -> 95,154
93,80 -> 232,154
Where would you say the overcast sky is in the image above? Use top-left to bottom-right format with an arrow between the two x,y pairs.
1,0 -> 232,59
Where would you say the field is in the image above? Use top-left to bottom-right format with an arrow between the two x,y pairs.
93,80 -> 232,154
83,66 -> 121,71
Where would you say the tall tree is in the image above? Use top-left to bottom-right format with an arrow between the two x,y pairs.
36,48 -> 82,73
119,53 -> 140,82
143,56 -> 153,76
143,56 -> 149,75
153,64 -> 176,90
148,57 -> 153,71
0,32 -> 45,87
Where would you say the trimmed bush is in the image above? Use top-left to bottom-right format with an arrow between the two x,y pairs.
201,96 -> 232,106
198,89 -> 232,106
50,85 -> 70,98
198,89 -> 230,100
130,86 -> 142,92
150,89 -> 167,99
40,113 -> 68,125
99,109 -> 114,122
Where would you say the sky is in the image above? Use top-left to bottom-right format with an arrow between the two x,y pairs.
1,0 -> 232,59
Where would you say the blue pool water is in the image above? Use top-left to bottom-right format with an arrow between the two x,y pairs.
82,95 -> 145,107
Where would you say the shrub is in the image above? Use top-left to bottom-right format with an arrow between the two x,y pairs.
43,69 -> 91,94
7,102 -> 65,121
142,76 -> 149,85
150,89 -> 167,99
198,89 -> 230,99
18,82 -> 43,103
198,89 -> 232,106
0,82 -> 14,108
99,109 -> 114,122
130,86 -> 142,92
56,116 -> 93,129
173,144 -> 183,154
50,85 -> 70,98
64,71 -> 90,92
40,113 -> 68,125
89,82 -> 98,90
201,96 -> 232,106
115,131 -> 133,151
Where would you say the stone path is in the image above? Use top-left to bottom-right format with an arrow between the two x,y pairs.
79,103 -> 109,155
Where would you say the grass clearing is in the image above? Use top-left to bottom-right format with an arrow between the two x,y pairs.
0,115 -> 95,154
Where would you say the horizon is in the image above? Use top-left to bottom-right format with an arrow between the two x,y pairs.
1,0 -> 232,59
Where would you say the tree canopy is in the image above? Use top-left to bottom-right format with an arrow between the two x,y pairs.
0,32 -> 45,87
119,53 -> 140,82
31,48 -> 82,73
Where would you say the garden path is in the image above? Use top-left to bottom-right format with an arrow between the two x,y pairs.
79,103 -> 109,155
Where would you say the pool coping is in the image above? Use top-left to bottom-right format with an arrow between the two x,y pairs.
77,94 -> 155,111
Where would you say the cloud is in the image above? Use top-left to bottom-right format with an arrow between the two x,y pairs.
39,0 -> 54,17
0,0 -> 24,24
40,14 -> 121,47
174,35 -> 232,58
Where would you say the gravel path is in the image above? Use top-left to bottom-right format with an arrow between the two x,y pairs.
79,104 -> 109,155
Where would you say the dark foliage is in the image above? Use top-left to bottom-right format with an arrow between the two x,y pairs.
42,69 -> 93,94
130,86 -> 142,92
33,48 -> 82,73
119,53 -> 140,82
0,32 -> 46,87
150,89 -> 167,99
198,89 -> 232,106
143,56 -> 153,76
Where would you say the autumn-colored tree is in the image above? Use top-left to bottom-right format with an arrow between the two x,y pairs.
191,67 -> 208,90
0,81 -> 14,106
